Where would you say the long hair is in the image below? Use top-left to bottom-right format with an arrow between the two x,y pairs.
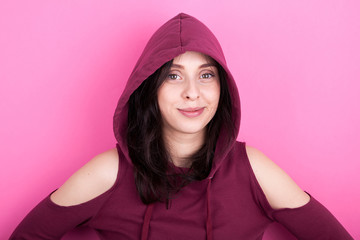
127,58 -> 235,205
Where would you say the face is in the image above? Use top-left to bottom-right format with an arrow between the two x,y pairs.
157,51 -> 220,138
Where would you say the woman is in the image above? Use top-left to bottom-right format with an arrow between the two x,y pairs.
11,13 -> 352,240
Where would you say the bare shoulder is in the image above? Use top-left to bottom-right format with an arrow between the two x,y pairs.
50,147 -> 119,206
245,145 -> 310,210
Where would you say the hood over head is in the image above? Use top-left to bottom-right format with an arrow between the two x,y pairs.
113,12 -> 240,178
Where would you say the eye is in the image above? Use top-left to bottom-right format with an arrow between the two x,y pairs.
168,74 -> 181,80
200,73 -> 215,79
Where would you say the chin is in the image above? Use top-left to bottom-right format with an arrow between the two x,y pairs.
177,124 -> 208,135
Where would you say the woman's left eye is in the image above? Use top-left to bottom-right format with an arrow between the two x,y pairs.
200,73 -> 215,79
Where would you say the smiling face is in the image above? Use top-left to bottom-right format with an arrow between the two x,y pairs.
157,51 -> 221,139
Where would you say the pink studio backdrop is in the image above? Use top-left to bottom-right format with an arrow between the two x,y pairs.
1,0 -> 359,239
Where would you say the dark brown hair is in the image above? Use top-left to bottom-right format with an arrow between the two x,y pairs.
127,58 -> 235,205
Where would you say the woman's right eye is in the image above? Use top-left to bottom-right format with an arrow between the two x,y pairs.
168,74 -> 180,80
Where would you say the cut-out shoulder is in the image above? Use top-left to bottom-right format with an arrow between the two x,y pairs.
245,144 -> 310,210
50,147 -> 119,206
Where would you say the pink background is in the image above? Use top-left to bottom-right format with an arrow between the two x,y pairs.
1,0 -> 359,239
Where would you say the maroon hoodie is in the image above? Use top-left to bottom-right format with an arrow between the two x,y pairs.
10,13 -> 352,240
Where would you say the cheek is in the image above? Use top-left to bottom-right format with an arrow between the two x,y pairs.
157,85 -> 176,111
204,85 -> 220,107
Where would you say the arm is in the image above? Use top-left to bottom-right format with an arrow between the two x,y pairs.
245,145 -> 353,240
10,147 -> 119,240
245,145 -> 309,210
50,147 -> 119,206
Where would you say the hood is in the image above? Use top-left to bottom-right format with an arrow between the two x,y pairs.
113,12 -> 240,178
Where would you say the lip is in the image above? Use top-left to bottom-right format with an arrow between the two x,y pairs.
178,107 -> 205,118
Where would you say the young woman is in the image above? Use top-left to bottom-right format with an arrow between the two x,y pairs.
11,13 -> 352,240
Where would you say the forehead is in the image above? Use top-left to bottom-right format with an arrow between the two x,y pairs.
172,51 -> 215,65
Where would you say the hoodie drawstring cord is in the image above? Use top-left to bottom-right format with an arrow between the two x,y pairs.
140,178 -> 213,240
141,203 -> 154,240
206,177 -> 213,240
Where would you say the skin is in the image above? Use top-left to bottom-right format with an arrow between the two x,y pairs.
51,51 -> 310,210
157,51 -> 220,167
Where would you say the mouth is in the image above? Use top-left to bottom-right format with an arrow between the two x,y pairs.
178,107 -> 205,118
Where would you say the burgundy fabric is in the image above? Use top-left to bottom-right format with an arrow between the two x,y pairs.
141,204 -> 154,240
206,178 -> 213,240
112,13 -> 241,180
10,142 -> 353,239
10,13 -> 353,240
272,196 -> 353,239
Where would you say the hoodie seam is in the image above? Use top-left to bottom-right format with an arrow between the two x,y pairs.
241,142 -> 276,221
179,14 -> 183,51
88,143 -> 127,227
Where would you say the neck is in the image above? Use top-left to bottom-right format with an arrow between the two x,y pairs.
162,129 -> 205,168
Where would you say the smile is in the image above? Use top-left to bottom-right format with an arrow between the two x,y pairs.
178,107 -> 205,118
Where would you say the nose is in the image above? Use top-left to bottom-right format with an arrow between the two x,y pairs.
182,79 -> 200,100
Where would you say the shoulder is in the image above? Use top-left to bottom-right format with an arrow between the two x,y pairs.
50,147 -> 119,206
245,144 -> 310,210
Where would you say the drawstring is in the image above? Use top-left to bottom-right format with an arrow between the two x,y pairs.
140,178 -> 213,240
206,177 -> 213,240
141,203 -> 154,240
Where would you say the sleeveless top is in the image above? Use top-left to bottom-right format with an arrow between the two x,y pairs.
10,141 -> 353,239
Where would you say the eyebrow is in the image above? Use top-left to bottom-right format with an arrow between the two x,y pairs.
171,63 -> 216,69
